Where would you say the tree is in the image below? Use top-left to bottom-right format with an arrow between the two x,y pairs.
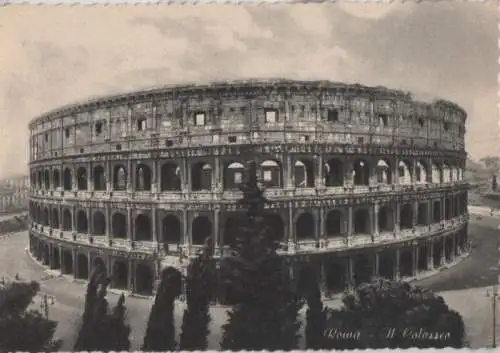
74,266 -> 131,351
324,278 -> 466,349
142,266 -> 182,351
0,280 -> 61,352
297,267 -> 327,349
180,237 -> 215,350
220,160 -> 303,350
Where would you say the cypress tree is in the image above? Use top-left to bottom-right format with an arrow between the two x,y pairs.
142,266 -> 182,351
180,237 -> 214,350
301,268 -> 327,349
0,280 -> 61,352
220,160 -> 303,350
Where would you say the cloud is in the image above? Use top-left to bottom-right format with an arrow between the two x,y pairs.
0,3 -> 496,179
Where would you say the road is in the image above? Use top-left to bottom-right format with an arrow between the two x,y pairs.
0,215 -> 499,349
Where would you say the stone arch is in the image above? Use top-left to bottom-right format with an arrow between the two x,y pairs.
192,216 -> 212,245
135,264 -> 154,295
400,204 -> 413,229
53,169 -> 61,188
62,208 -> 72,231
135,213 -> 152,241
417,203 -> 429,225
191,162 -> 213,191
135,163 -> 152,191
378,205 -> 394,232
353,208 -> 370,234
113,164 -> 127,191
160,162 -> 181,191
162,214 -> 181,244
326,210 -> 343,237
296,212 -> 315,240
112,261 -> 128,289
398,160 -> 411,185
76,210 -> 88,233
92,211 -> 106,235
93,165 -> 106,191
76,253 -> 89,279
61,249 -> 73,274
260,159 -> 282,188
63,168 -> 72,191
51,208 -> 59,229
375,159 -> 392,184
223,216 -> 240,247
112,212 -> 127,238
223,162 -> 245,190
76,167 -> 88,190
294,159 -> 315,188
42,207 -> 49,226
324,158 -> 344,187
353,159 -> 370,186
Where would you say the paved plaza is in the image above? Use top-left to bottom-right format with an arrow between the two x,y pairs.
0,216 -> 498,349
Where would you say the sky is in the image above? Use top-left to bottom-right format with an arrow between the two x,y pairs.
0,2 -> 496,179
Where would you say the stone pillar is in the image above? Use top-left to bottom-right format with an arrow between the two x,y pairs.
127,106 -> 132,136
319,207 -> 325,240
88,161 -> 94,192
106,160 -> 112,192
151,159 -> 158,194
86,208 -> 91,236
394,248 -> 400,280
214,208 -> 220,251
373,203 -> 379,236
316,153 -> 324,188
127,207 -> 132,241
344,156 -> 353,186
105,205 -> 111,238
71,205 -> 76,233
127,159 -> 133,192
288,206 -> 295,247
152,208 -> 157,243
441,236 -> 446,264
182,210 -> 189,247
128,260 -> 134,292
412,201 -> 418,228
72,249 -> 78,278
373,251 -> 380,278
427,240 -> 434,270
347,206 -> 353,237
451,233 -> 457,260
213,156 -> 222,192
314,208 -> 321,241
394,202 -> 401,234
412,244 -> 418,277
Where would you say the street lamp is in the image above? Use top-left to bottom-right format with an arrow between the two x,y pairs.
486,286 -> 499,348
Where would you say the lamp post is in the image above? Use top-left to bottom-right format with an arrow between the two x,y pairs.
487,285 -> 499,348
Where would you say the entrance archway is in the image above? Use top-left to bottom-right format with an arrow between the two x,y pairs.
135,264 -> 154,295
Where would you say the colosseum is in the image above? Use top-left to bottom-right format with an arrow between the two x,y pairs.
28,79 -> 469,298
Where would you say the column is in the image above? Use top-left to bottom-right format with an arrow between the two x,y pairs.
88,161 -> 94,192
394,248 -> 400,280
106,160 -> 112,192
182,209 -> 189,246
451,233 -> 457,260
151,208 -> 157,243
373,203 -> 379,236
127,207 -> 132,241
105,205 -> 111,238
214,208 -> 220,251
411,157 -> 417,185
72,249 -> 78,278
373,251 -> 380,278
394,202 -> 401,234
48,245 -> 54,269
412,201 -> 418,228
71,205 -> 76,233
128,260 -> 134,292
151,160 -> 158,194
87,253 -> 93,277
344,156 -> 353,186
347,206 -> 353,238
427,240 -> 434,270
182,158 -> 189,192
369,204 -> 375,235
127,159 -> 133,193
316,153 -> 324,188
288,206 -> 295,247
392,156 -> 399,185
127,106 -> 132,136
86,208 -> 91,236
412,244 -> 418,277
314,208 -> 321,241
213,156 -> 222,192
441,236 -> 446,264
319,207 -> 325,240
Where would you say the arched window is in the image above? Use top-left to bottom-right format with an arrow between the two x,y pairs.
191,162 -> 213,191
136,164 -> 152,191
113,165 -> 127,191
260,160 -> 282,188
160,163 -> 181,191
93,165 -> 106,191
77,167 -> 88,190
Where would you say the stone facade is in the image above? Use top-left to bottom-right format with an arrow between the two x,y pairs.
28,80 -> 469,298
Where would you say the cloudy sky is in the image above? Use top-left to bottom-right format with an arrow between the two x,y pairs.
0,2 -> 496,179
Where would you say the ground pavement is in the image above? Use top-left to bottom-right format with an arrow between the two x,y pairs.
0,216 -> 499,349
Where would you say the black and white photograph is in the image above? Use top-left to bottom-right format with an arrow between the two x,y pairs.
0,2 -> 497,351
